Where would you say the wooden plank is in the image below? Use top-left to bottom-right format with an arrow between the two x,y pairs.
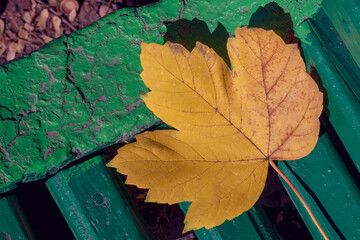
46,156 -> 151,240
0,195 -> 35,239
180,202 -> 278,240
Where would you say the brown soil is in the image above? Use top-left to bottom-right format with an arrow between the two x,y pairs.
0,0 -> 141,65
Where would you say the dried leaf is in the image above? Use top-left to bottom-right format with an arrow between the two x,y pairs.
6,30 -> 16,40
23,10 -> 35,24
59,0 -> 79,15
40,34 -> 53,43
6,43 -> 17,61
18,29 -> 28,40
30,0 -> 36,10
24,23 -> 34,32
15,40 -> 25,55
68,9 -> 77,22
0,44 -> 7,57
48,0 -> 58,7
108,27 -> 323,232
52,16 -> 63,38
0,19 -> 4,40
99,5 -> 109,17
35,9 -> 49,31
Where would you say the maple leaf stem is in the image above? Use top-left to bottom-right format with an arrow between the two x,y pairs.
269,160 -> 329,240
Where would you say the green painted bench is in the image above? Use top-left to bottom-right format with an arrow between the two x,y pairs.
1,0 -> 360,239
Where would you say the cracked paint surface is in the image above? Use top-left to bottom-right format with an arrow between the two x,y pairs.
0,0 -> 321,193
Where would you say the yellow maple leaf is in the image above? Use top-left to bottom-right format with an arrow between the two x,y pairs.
108,27 -> 323,232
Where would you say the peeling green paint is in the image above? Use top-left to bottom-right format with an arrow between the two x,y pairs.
0,12 -> 162,193
0,0 -> 322,194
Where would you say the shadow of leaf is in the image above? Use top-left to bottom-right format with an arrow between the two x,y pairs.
248,2 -> 297,44
164,18 -> 230,67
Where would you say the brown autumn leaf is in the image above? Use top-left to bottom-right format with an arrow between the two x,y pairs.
108,27 -> 323,232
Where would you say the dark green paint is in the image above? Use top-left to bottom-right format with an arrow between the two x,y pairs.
279,132 -> 360,239
46,155 -> 151,240
298,22 -> 360,171
310,8 -> 360,101
321,0 -> 360,73
307,0 -> 360,171
0,195 -> 34,239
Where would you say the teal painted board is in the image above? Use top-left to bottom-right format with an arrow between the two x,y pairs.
321,0 -> 360,71
280,15 -> 360,239
278,132 -> 360,240
297,22 -> 360,171
310,7 -> 360,101
180,202 -> 278,240
46,156 -> 151,240
304,2 -> 360,171
0,195 -> 34,239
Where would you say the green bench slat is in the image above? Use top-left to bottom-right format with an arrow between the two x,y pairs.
279,131 -> 360,239
278,7 -> 360,239
45,153 -> 279,240
0,195 -> 35,239
180,202 -> 278,240
321,0 -> 360,80
297,9 -> 360,171
46,156 -> 151,240
310,7 -> 360,100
